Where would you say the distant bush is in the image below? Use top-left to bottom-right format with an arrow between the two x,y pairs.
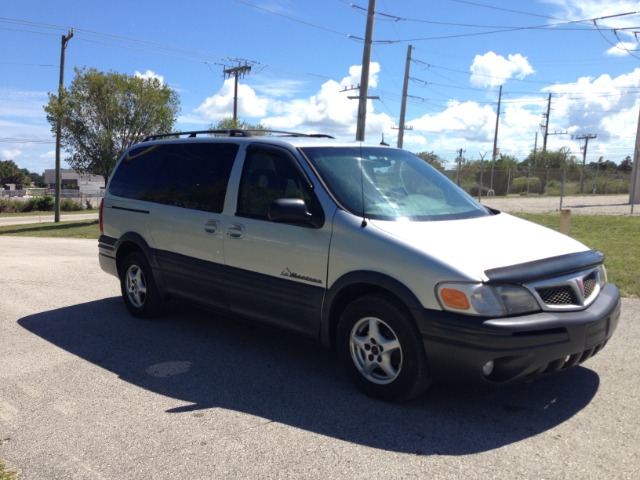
34,196 -> 55,211
0,195 -> 88,213
61,198 -> 83,211
511,176 -> 541,194
0,198 -> 17,213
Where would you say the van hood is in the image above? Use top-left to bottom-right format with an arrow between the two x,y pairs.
369,212 -> 589,282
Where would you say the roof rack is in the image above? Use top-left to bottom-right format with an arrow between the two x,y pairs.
142,129 -> 334,142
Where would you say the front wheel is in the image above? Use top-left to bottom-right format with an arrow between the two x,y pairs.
119,251 -> 162,319
337,295 -> 431,401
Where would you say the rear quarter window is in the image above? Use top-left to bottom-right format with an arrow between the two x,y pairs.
108,142 -> 239,213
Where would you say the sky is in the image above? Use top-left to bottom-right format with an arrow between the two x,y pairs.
2,0 -> 640,174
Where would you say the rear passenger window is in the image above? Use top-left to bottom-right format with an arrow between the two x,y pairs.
108,143 -> 238,213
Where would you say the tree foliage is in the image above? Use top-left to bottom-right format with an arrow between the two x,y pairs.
45,67 -> 180,184
210,117 -> 266,134
0,160 -> 31,187
619,156 -> 633,173
414,151 -> 445,171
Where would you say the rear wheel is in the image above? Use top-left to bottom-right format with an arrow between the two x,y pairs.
119,251 -> 162,319
337,295 -> 431,401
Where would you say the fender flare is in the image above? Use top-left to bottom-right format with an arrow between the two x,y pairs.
320,270 -> 424,349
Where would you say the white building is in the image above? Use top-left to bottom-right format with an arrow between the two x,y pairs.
43,169 -> 105,195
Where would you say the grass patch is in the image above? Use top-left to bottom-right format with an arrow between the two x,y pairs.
0,209 -> 98,217
0,460 -> 18,480
0,220 -> 99,239
515,213 -> 640,298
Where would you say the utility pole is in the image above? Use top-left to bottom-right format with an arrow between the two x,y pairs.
573,133 -> 597,194
490,85 -> 502,194
455,148 -> 465,186
542,93 -> 552,152
355,0 -> 376,142
478,152 -> 486,202
528,132 -> 538,195
397,44 -> 413,149
54,29 -> 73,223
630,106 -> 640,210
223,64 -> 252,124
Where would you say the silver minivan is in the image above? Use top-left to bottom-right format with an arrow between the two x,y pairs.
99,130 -> 621,401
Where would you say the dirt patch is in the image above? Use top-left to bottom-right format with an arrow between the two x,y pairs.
480,194 -> 638,216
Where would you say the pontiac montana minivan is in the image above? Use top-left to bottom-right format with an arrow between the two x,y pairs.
98,130 -> 621,401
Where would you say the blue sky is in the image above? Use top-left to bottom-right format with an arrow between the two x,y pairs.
2,0 -> 640,174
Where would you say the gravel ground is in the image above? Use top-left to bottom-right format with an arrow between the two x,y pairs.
480,194 -> 638,216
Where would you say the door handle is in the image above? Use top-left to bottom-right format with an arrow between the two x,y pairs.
227,223 -> 245,239
204,219 -> 219,234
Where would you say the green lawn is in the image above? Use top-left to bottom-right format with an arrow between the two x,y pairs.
0,209 -> 99,217
0,220 -> 99,239
0,214 -> 637,298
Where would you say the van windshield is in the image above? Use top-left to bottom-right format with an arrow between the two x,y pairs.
300,146 -> 490,221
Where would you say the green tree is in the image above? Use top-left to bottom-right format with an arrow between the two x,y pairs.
45,67 -> 180,185
414,151 -> 445,171
587,159 -> 617,171
0,160 -> 31,187
29,171 -> 45,187
618,156 -> 633,173
521,148 -> 579,193
210,117 -> 266,134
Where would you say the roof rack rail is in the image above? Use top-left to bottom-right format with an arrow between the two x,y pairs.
142,129 -> 334,142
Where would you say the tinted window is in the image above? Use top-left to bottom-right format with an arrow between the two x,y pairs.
109,142 -> 238,213
236,147 -> 320,221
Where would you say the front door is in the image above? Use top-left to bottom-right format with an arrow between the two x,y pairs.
223,145 -> 333,337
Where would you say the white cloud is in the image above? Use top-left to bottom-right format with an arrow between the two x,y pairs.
1,148 -> 21,160
544,0 -> 640,55
134,70 -> 164,83
605,41 -> 639,57
191,78 -> 269,123
411,101 -> 496,142
543,68 -> 640,136
470,52 -> 535,88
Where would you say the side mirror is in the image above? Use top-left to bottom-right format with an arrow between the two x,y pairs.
268,198 -> 324,228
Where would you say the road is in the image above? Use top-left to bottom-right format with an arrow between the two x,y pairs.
0,237 -> 638,479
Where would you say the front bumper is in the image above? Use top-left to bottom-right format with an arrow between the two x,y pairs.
416,283 -> 621,385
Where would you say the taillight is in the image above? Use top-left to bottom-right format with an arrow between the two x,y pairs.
99,198 -> 104,235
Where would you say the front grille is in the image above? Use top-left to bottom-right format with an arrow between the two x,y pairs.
536,286 -> 579,305
584,273 -> 597,298
529,266 -> 602,310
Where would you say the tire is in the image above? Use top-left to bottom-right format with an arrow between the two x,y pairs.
337,295 -> 431,401
119,251 -> 162,319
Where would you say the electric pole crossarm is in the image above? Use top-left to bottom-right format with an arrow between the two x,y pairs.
223,64 -> 252,123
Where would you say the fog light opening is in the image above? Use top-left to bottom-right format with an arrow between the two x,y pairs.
482,360 -> 495,377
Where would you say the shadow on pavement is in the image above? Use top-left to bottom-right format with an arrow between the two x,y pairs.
19,298 -> 599,455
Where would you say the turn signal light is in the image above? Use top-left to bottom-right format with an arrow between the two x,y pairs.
440,288 -> 470,310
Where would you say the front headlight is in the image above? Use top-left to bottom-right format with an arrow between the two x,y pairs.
436,282 -> 540,317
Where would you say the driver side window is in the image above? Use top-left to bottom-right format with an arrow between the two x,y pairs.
236,148 -> 319,221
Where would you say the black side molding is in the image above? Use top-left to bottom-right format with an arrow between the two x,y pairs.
485,250 -> 604,284
112,205 -> 150,214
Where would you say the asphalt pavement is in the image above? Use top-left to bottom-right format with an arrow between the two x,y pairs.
0,236 -> 638,479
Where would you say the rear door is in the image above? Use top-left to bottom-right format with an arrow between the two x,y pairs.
223,144 -> 332,336
145,142 -> 239,309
